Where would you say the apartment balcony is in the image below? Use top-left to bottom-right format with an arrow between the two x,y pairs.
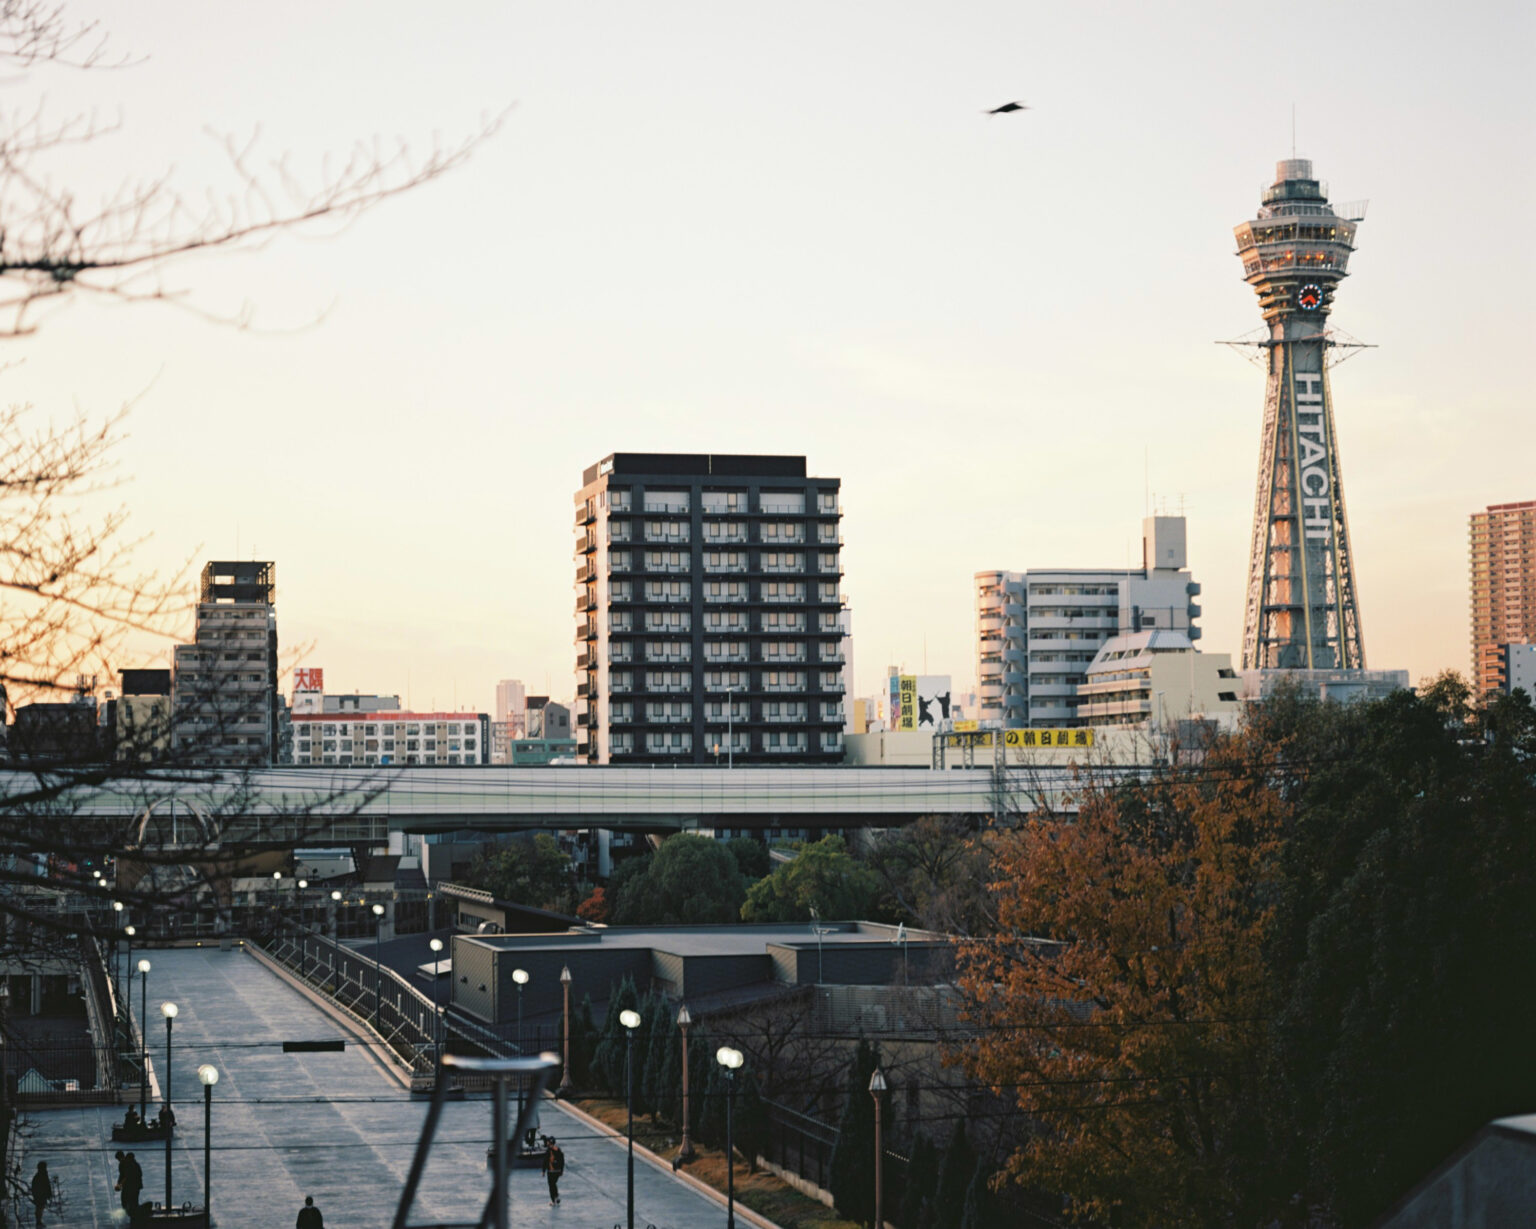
575,505 -> 595,526
575,651 -> 597,670
574,620 -> 596,641
575,593 -> 596,613
575,562 -> 595,584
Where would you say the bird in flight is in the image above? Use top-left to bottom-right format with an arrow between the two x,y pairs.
986,101 -> 1030,115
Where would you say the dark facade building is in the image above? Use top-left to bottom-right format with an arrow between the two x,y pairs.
575,453 -> 846,764
172,561 -> 279,766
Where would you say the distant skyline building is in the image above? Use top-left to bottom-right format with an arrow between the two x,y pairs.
171,561 -> 279,766
495,679 -> 528,732
575,452 -> 846,765
975,517 -> 1201,728
1469,500 -> 1536,694
291,709 -> 488,766
1235,158 -> 1367,671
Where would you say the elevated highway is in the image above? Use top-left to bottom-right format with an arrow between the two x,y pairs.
2,763 -> 1116,847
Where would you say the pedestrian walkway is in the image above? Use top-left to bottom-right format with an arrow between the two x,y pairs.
21,946 -> 760,1227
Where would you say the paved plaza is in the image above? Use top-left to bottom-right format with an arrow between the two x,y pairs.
22,946 -> 762,1228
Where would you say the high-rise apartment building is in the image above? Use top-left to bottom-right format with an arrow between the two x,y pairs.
1469,500 -> 1536,694
172,561 -> 279,765
975,517 -> 1201,728
575,453 -> 846,764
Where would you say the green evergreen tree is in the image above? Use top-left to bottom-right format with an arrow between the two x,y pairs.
657,1008 -> 684,1128
927,1121 -> 974,1229
591,975 -> 639,1096
568,992 -> 598,1089
957,1157 -> 993,1229
696,1052 -> 726,1149
898,1131 -> 936,1229
828,1038 -> 880,1225
735,1064 -> 769,1174
686,1023 -> 713,1141
641,994 -> 674,1122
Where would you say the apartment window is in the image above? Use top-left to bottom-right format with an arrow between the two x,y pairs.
611,671 -> 633,691
705,641 -> 747,662
817,492 -> 839,513
705,670 -> 747,691
705,551 -> 746,572
763,551 -> 803,573
644,550 -> 688,571
704,580 -> 747,603
702,490 -> 744,512
760,491 -> 806,514
646,731 -> 693,753
818,583 -> 840,603
645,701 -> 692,723
819,552 -> 839,573
643,489 -> 689,513
763,610 -> 805,631
704,610 -> 746,631
763,641 -> 804,661
763,581 -> 804,602
610,581 -> 633,601
644,580 -> 691,602
644,670 -> 691,692
704,520 -> 746,541
762,521 -> 803,542
646,640 -> 690,662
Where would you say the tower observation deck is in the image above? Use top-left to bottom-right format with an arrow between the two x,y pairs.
1236,158 -> 1366,670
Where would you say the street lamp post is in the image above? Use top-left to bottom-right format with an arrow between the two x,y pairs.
330,889 -> 342,948
112,900 -> 125,1001
272,870 -> 282,933
676,1004 -> 695,1164
371,903 -> 386,1031
197,1064 -> 218,1224
512,969 -> 529,1125
137,959 -> 151,1117
870,1068 -> 887,1229
716,1046 -> 744,1229
620,1008 -> 642,1229
161,1001 -> 178,1208
558,966 -> 573,1095
428,938 -> 446,1068
296,878 -> 308,977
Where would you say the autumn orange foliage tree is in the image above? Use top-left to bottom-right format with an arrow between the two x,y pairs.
957,731 -> 1288,1227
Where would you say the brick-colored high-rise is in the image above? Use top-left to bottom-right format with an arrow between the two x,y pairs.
1469,501 -> 1536,694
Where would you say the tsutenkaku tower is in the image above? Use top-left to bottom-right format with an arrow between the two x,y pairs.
1235,158 -> 1366,671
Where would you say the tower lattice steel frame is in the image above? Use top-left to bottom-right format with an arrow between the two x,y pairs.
1236,158 -> 1367,671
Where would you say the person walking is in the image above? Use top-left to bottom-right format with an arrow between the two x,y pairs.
542,1137 -> 565,1205
29,1161 -> 52,1228
117,1151 -> 144,1219
296,1195 -> 324,1228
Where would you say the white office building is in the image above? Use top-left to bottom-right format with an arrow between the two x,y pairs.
975,517 -> 1202,727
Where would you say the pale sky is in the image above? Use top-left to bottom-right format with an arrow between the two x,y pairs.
7,1 -> 1533,712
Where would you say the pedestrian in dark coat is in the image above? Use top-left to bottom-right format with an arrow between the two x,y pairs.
30,1161 -> 52,1227
296,1195 -> 324,1228
117,1151 -> 144,1216
542,1138 -> 565,1205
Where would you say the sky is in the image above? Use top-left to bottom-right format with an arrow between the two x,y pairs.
6,1 -> 1533,713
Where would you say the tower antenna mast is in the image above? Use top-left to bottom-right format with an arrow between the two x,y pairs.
1230,156 -> 1368,672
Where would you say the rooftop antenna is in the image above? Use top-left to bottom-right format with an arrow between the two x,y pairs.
1144,447 -> 1150,517
1291,103 -> 1296,158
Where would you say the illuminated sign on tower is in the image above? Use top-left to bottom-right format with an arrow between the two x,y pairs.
1234,158 -> 1367,670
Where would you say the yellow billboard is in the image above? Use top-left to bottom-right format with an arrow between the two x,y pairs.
1004,728 -> 1094,749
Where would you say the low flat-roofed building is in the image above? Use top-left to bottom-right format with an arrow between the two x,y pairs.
449,920 -> 947,1027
